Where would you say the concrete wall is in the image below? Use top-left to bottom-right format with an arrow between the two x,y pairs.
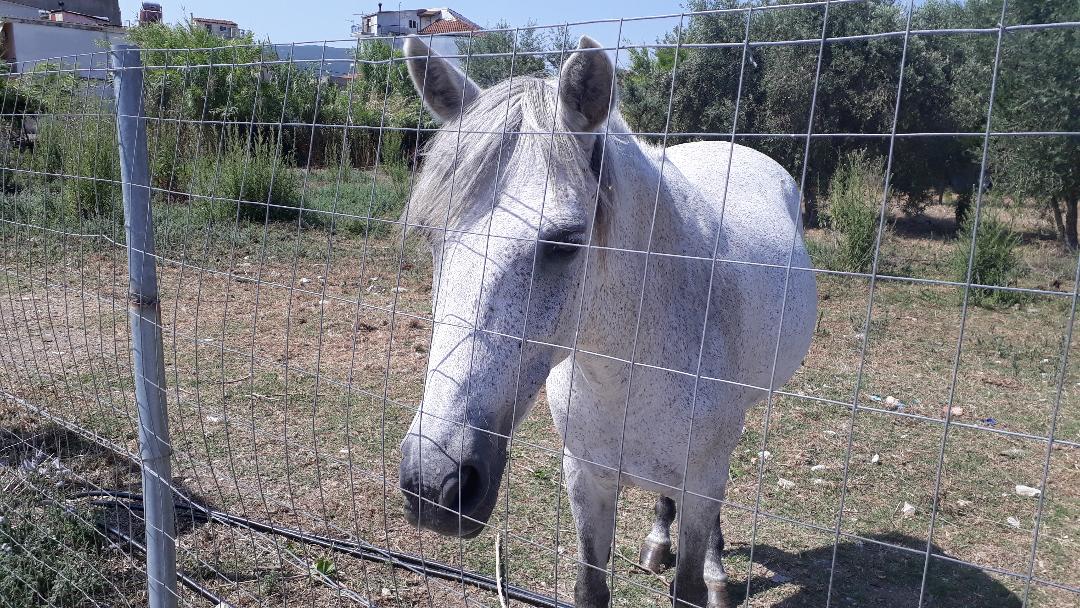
367,10 -> 420,37
5,20 -> 127,77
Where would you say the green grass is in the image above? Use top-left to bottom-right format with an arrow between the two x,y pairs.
0,497 -> 113,605
193,130 -> 303,223
0,433 -> 143,607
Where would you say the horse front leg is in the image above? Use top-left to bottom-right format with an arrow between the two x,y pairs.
639,495 -> 676,573
564,455 -> 618,608
703,511 -> 732,608
670,492 -> 732,608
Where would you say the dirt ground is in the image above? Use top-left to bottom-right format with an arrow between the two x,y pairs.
1,201 -> 1077,607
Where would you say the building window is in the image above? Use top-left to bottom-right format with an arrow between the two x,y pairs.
409,19 -> 416,28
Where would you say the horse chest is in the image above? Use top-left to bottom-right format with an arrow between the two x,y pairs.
546,360 -> 753,487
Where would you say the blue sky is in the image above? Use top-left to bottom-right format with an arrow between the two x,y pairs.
118,1 -> 687,46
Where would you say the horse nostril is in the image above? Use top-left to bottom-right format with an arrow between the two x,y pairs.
459,465 -> 484,511
439,464 -> 486,516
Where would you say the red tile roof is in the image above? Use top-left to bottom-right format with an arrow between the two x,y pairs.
419,18 -> 480,35
445,9 -> 481,30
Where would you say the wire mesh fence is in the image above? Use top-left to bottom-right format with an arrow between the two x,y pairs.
1,1 -> 1078,606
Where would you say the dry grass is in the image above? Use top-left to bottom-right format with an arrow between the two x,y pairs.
1,198 -> 1078,607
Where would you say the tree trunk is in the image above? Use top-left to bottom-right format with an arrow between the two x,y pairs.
1067,196 -> 1080,251
1050,198 -> 1066,243
803,182 -> 821,229
803,195 -> 820,229
954,191 -> 971,231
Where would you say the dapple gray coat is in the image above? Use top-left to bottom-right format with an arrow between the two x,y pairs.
396,35 -> 816,608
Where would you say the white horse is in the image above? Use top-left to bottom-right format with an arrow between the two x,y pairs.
396,35 -> 816,608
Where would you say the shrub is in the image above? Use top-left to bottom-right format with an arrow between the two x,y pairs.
193,128 -> 300,222
822,151 -> 887,273
148,121 -> 195,201
24,115 -> 122,221
29,116 -> 64,176
950,210 -> 1024,308
62,118 -> 121,220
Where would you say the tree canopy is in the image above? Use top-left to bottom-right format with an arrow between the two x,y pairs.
618,0 -> 1079,244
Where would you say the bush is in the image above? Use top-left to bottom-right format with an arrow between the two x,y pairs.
193,129 -> 300,222
950,210 -> 1024,308
24,115 -> 121,221
148,121 -> 195,201
62,118 -> 121,220
29,117 -> 64,176
822,151 -> 887,273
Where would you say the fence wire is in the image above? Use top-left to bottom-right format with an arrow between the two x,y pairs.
1,1 -> 1078,607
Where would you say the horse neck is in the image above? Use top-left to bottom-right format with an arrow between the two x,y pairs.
575,135 -> 706,372
601,134 -> 697,254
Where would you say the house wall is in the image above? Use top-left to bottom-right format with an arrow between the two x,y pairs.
355,9 -> 463,63
419,14 -> 437,30
195,20 -> 241,39
367,10 -> 421,36
5,19 -> 127,77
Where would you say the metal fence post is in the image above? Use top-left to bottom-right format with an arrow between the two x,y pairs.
111,43 -> 178,608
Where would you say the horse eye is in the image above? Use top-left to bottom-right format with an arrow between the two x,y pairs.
539,231 -> 585,261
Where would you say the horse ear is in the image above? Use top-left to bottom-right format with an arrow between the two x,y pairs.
403,37 -> 481,123
557,36 -> 614,132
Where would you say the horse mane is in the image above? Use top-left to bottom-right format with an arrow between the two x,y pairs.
403,76 -> 626,243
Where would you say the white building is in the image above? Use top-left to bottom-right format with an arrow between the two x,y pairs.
352,5 -> 480,60
354,5 -> 479,38
192,17 -> 247,40
1,16 -> 127,76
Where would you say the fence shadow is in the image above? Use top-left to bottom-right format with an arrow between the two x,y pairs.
733,532 -> 1022,607
0,421 -> 134,476
0,419 -> 215,534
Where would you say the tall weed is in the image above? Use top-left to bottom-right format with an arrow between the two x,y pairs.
193,128 -> 300,222
62,118 -> 121,219
951,210 -> 1024,308
822,151 -> 887,273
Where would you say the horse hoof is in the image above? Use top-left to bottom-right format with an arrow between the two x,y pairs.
707,584 -> 733,608
638,539 -> 675,573
668,580 -> 707,608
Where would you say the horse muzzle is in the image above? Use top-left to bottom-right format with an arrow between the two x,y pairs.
398,431 -> 506,538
